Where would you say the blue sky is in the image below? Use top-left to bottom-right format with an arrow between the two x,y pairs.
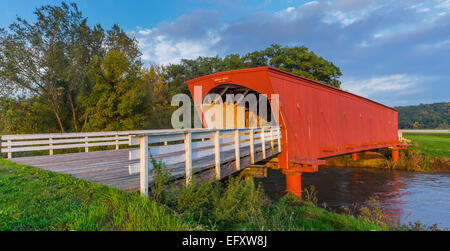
1,0 -> 449,107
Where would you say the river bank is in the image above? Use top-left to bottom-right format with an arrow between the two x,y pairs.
323,133 -> 450,172
0,159 -> 389,231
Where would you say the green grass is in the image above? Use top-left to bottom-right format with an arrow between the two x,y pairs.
403,133 -> 450,158
0,159 -> 188,231
0,159 -> 387,231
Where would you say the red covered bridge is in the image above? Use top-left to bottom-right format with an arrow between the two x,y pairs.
186,66 -> 404,197
2,66 -> 405,198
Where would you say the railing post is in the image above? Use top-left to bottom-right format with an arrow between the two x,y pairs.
214,130 -> 221,180
270,127 -> 274,155
85,136 -> 89,152
7,139 -> 11,159
234,129 -> 240,171
139,136 -> 149,197
277,127 -> 282,152
184,132 -> 192,184
249,128 -> 254,164
49,137 -> 54,155
115,132 -> 119,150
261,127 -> 266,159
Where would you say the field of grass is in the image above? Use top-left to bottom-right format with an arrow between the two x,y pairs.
402,133 -> 450,158
0,159 -> 388,231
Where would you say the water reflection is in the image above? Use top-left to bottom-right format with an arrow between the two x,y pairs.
255,166 -> 450,229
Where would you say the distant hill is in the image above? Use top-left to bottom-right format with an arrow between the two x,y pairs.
395,102 -> 449,129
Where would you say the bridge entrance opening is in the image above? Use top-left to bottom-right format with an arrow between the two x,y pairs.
201,84 -> 278,129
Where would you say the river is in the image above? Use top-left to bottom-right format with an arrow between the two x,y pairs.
255,166 -> 450,229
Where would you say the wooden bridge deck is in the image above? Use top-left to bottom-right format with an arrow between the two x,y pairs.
12,149 -> 137,190
12,142 -> 277,191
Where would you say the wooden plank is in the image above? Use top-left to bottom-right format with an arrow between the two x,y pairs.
234,129 -> 240,171
3,136 -> 129,147
148,133 -> 185,144
191,131 -> 214,140
2,140 -> 129,153
261,128 -> 266,159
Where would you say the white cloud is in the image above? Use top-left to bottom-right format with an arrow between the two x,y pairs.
414,39 -> 450,52
321,1 -> 383,27
341,74 -> 422,98
138,29 -> 153,35
132,28 -> 221,65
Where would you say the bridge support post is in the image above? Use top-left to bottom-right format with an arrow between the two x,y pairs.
351,152 -> 358,161
283,170 -> 302,199
392,148 -> 399,162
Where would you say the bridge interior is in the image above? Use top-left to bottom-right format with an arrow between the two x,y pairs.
201,84 -> 277,128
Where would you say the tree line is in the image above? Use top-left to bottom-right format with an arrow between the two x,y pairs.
396,102 -> 449,129
0,2 -> 342,134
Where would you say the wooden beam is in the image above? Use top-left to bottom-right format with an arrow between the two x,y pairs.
139,136 -> 149,197
234,129 -> 240,171
184,132 -> 192,184
261,128 -> 266,159
49,137 -> 53,155
85,137 -> 89,152
214,130 -> 221,180
249,128 -> 255,164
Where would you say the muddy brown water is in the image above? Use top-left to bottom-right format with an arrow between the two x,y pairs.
254,166 -> 450,229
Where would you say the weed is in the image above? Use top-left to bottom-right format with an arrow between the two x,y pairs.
149,158 -> 172,202
303,185 -> 318,206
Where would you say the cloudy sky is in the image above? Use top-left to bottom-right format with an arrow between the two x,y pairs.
1,0 -> 449,106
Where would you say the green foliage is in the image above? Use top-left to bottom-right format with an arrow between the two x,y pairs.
357,196 -> 392,226
150,159 -> 172,202
0,97 -> 56,134
166,175 -> 265,229
260,44 -> 342,88
0,2 -> 105,132
396,102 -> 449,129
141,66 -> 174,129
243,194 -> 387,231
0,2 -> 150,134
83,50 -> 146,131
303,185 -> 318,206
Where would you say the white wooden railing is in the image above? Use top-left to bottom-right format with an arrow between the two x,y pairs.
129,126 -> 282,197
0,130 -> 163,159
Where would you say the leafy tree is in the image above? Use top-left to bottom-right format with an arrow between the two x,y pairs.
396,102 -> 449,129
259,45 -> 342,88
0,2 -> 142,133
141,65 -> 173,129
0,2 -> 104,132
0,96 -> 56,134
166,44 -> 343,97
83,50 -> 146,131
